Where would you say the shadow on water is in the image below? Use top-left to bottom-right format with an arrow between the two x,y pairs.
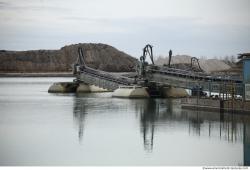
72,94 -> 250,165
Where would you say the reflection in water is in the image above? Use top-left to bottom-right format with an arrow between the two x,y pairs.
138,99 -> 158,152
138,99 -> 246,144
3,78 -> 249,165
73,95 -> 250,165
244,124 -> 250,166
135,99 -> 176,152
73,97 -> 87,142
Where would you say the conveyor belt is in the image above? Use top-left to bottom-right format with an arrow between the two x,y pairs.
147,66 -> 242,83
77,66 -> 132,90
75,46 -> 243,94
77,65 -> 243,94
146,66 -> 243,95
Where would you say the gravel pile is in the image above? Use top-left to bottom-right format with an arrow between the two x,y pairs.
155,55 -> 231,73
0,43 -> 138,73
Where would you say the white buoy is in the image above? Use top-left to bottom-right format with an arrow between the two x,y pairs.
112,86 -> 149,98
89,85 -> 111,92
76,84 -> 111,93
76,83 -> 91,93
48,82 -> 78,93
162,86 -> 189,98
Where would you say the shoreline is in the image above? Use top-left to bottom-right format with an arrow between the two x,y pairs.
0,72 -> 74,77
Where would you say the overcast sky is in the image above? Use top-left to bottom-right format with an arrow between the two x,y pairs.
0,0 -> 249,58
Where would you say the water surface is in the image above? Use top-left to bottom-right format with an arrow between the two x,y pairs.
0,77 -> 249,166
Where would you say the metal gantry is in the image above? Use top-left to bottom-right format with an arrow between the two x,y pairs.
145,65 -> 243,95
74,46 -> 243,96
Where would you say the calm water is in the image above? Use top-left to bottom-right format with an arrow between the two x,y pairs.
0,77 -> 250,166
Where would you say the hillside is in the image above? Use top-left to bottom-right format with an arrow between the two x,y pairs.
0,43 -> 138,73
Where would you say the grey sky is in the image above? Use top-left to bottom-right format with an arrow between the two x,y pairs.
0,0 -> 249,58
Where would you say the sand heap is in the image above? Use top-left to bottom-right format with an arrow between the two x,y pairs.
155,55 -> 231,73
0,43 -> 137,73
